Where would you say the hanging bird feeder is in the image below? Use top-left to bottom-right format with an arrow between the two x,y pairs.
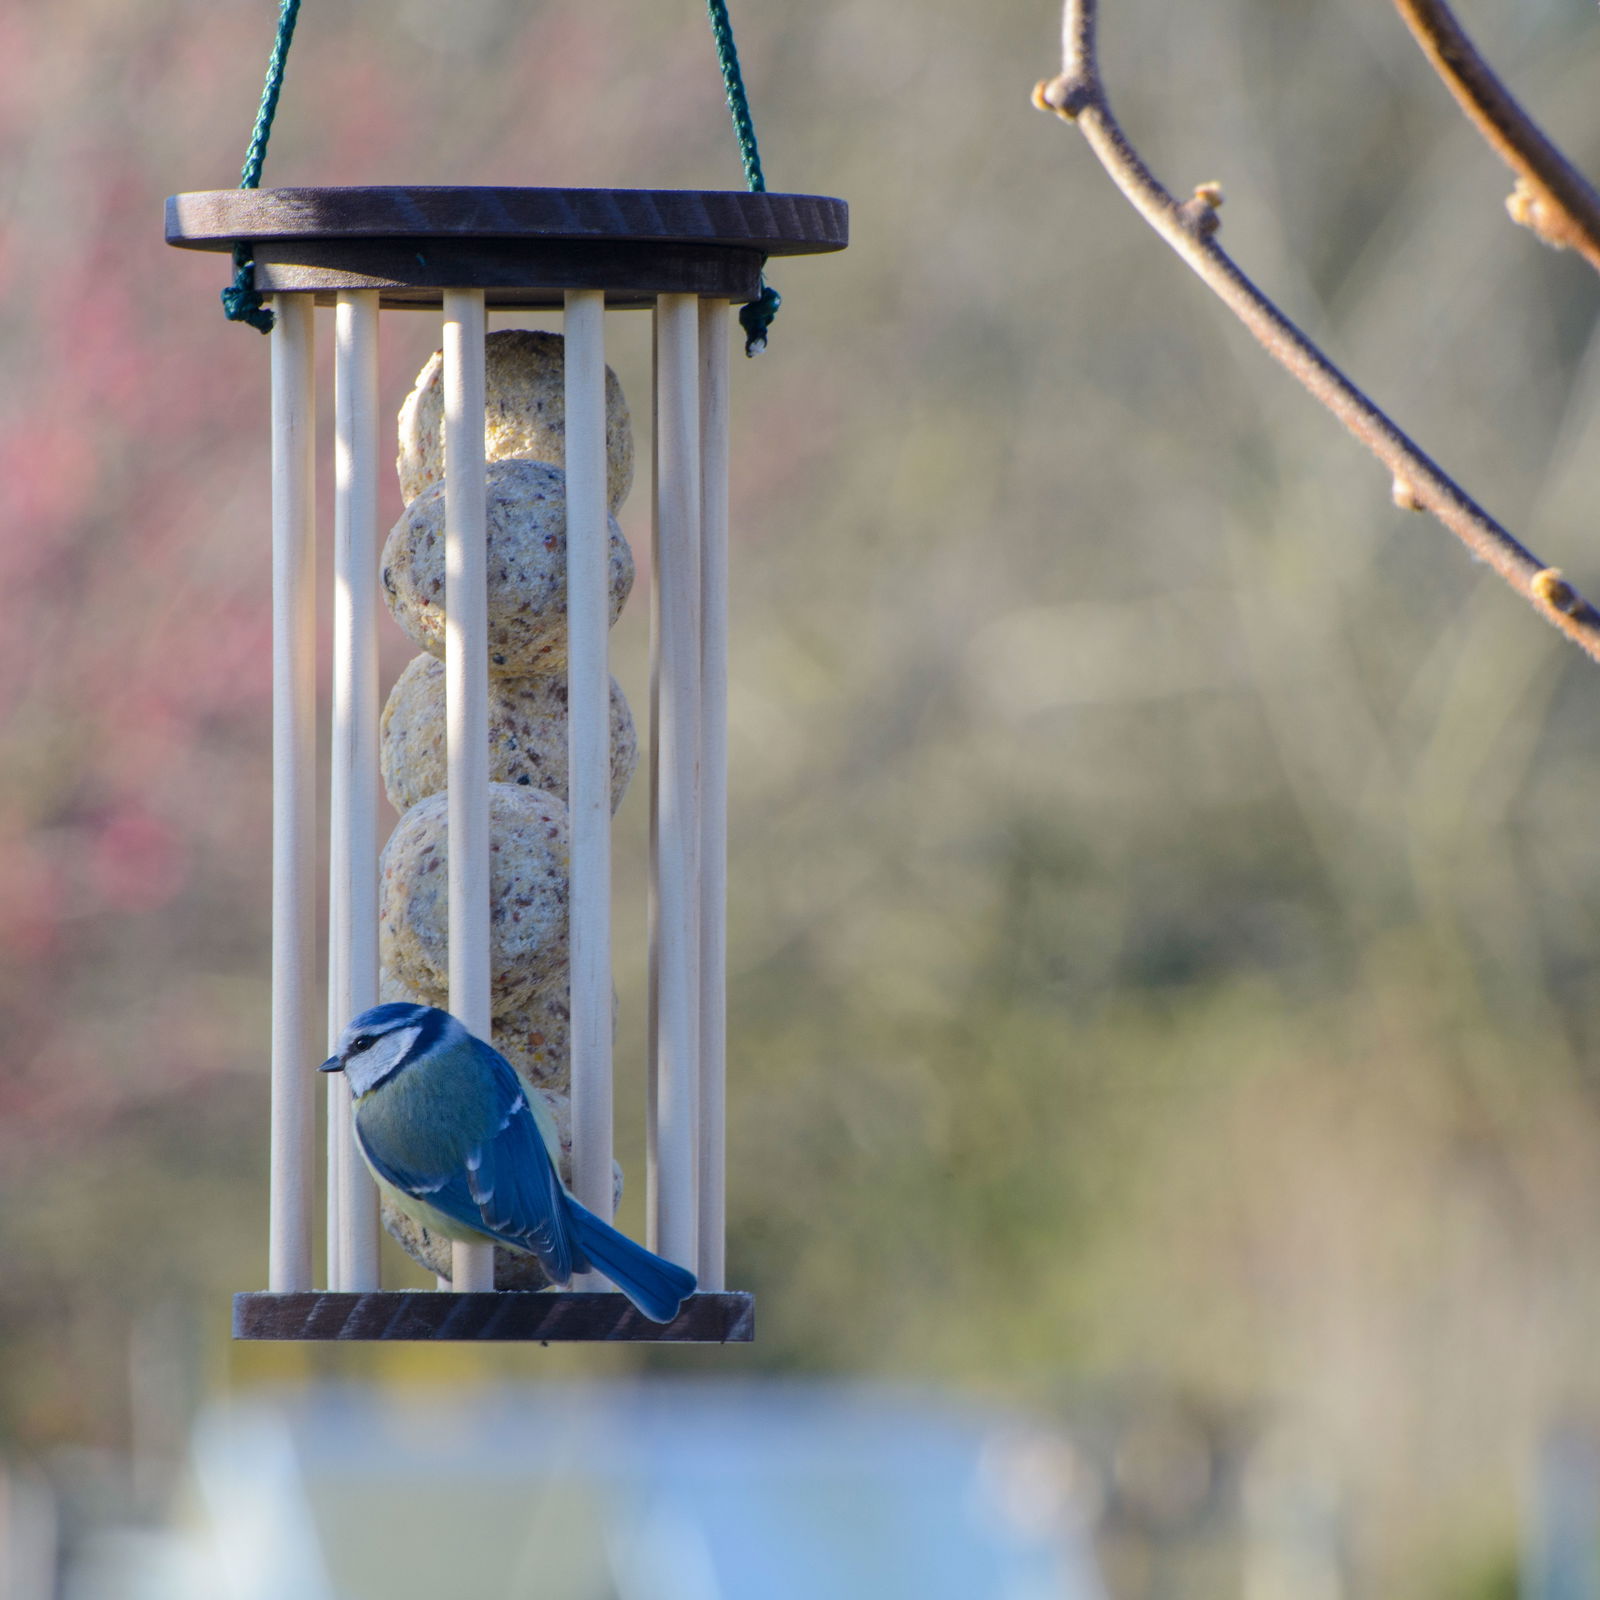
164,3 -> 846,1342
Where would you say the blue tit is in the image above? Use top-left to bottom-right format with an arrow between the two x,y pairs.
321,1002 -> 696,1323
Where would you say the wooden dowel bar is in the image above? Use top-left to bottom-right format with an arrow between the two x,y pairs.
328,290 -> 383,1292
564,292 -> 615,1269
442,289 -> 496,1295
647,295 -> 702,1273
326,1073 -> 346,1287
326,1082 -> 346,1289
647,325 -> 661,1256
697,300 -> 730,1291
269,294 -> 317,1294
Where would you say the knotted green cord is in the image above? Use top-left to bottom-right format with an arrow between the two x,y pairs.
222,0 -> 302,334
222,1 -> 780,349
705,0 -> 781,355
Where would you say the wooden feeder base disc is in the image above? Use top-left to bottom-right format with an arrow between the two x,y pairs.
233,1289 -> 754,1343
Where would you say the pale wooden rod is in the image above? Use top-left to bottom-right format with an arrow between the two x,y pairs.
647,294 -> 703,1273
268,294 -> 317,1293
327,290 -> 383,1292
697,299 -> 730,1291
442,289 -> 496,1294
563,291 -> 615,1285
647,321 -> 661,1256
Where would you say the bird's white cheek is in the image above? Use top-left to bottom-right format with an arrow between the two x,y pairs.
345,1025 -> 423,1094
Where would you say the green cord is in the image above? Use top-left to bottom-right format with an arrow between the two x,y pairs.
704,0 -> 781,355
222,0 -> 782,350
704,0 -> 765,193
222,0 -> 302,334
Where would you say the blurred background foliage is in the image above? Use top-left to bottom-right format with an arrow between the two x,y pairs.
6,0 -> 1600,1592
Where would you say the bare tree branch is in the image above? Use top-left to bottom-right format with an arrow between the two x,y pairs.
1033,0 -> 1600,666
1393,0 -> 1600,272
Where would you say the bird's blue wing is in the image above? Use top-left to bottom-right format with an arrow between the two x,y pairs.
355,1132 -> 481,1238
353,1036 -> 576,1282
461,1058 -> 575,1282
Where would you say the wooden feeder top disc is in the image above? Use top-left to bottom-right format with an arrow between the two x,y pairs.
164,185 -> 849,310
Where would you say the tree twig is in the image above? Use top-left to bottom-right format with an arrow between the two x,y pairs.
1033,0 -> 1600,666
1392,0 -> 1600,273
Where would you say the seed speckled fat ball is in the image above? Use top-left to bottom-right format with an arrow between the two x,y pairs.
380,653 -> 638,816
397,329 -> 634,512
493,990 -> 571,1090
494,984 -> 620,1091
379,783 -> 569,1014
376,966 -> 420,1007
382,458 -> 634,675
381,966 -> 618,1096
381,1086 -> 626,1289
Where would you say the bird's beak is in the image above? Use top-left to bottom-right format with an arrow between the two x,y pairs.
318,1054 -> 344,1073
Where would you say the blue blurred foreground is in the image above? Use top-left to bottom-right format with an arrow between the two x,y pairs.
62,1382 -> 1105,1600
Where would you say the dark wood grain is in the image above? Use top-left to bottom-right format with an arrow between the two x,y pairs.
249,238 -> 765,308
166,187 -> 847,255
233,1290 -> 755,1342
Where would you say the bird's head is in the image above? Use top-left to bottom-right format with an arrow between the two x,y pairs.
320,1002 -> 460,1095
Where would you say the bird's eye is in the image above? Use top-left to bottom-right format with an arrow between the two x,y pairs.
349,1033 -> 375,1053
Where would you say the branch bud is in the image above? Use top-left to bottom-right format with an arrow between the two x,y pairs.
1033,74 -> 1093,120
1178,183 -> 1224,238
1392,478 -> 1424,512
1533,567 -> 1579,614
1507,177 -> 1583,253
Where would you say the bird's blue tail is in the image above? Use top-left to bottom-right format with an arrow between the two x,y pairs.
568,1201 -> 696,1323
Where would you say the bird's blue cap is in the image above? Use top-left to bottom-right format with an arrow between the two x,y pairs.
320,1002 -> 441,1073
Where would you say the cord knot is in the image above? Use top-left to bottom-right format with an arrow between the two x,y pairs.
739,281 -> 782,357
221,249 -> 275,335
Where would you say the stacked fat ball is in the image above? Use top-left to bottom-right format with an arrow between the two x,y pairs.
378,330 -> 635,1287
